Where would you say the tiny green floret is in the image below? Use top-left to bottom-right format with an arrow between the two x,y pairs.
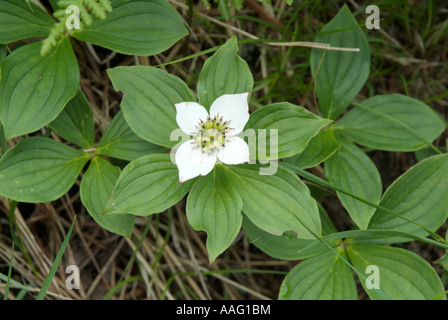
194,115 -> 231,154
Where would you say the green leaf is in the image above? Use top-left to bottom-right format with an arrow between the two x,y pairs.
368,153 -> 448,242
0,0 -> 54,44
295,228 -> 448,266
0,125 -> 7,156
197,36 -> 254,110
310,4 -> 370,119
103,154 -> 193,216
107,66 -> 194,148
415,146 -> 446,162
282,160 -> 448,247
309,229 -> 448,249
244,102 -> 331,160
73,0 -> 188,56
347,244 -> 446,300
335,94 -> 445,151
0,137 -> 89,203
317,202 -> 338,235
186,166 -> 243,262
436,231 -> 448,272
242,203 -> 336,261
325,138 -> 382,229
230,0 -> 244,11
435,232 -> 448,271
47,0 -> 60,11
242,215 -> 312,260
97,110 -> 165,161
284,129 -> 340,169
436,254 -> 448,273
0,45 -> 6,62
223,164 -> 321,240
80,157 -> 135,237
50,90 -> 95,149
217,0 -> 231,19
279,248 -> 357,300
0,38 -> 79,139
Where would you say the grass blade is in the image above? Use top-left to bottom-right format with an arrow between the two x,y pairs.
36,215 -> 77,300
3,242 -> 14,300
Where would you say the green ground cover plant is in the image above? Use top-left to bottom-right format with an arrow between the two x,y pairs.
0,0 -> 447,300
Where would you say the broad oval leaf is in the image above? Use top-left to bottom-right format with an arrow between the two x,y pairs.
197,36 -> 254,110
103,154 -> 194,216
284,128 -> 340,169
186,166 -> 243,263
50,90 -> 95,149
73,0 -> 188,56
107,66 -> 195,148
80,157 -> 134,237
0,0 -> 54,44
97,110 -> 165,161
279,248 -> 357,300
335,94 -> 445,151
310,4 -> 370,119
243,215 -> 313,260
223,164 -> 321,240
0,38 -> 80,139
325,138 -> 382,229
242,204 -> 337,261
245,102 -> 331,160
368,153 -> 448,242
0,137 -> 89,202
347,244 -> 446,300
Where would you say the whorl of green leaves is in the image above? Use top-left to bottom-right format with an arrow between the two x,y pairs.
40,0 -> 113,56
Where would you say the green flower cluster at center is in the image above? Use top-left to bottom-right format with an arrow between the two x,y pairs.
193,115 -> 231,154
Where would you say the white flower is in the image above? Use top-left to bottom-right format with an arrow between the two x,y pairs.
174,93 -> 250,183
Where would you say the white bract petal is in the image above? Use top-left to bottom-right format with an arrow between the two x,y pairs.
175,140 -> 216,183
216,136 -> 250,165
209,92 -> 250,135
175,102 -> 209,135
174,93 -> 252,183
